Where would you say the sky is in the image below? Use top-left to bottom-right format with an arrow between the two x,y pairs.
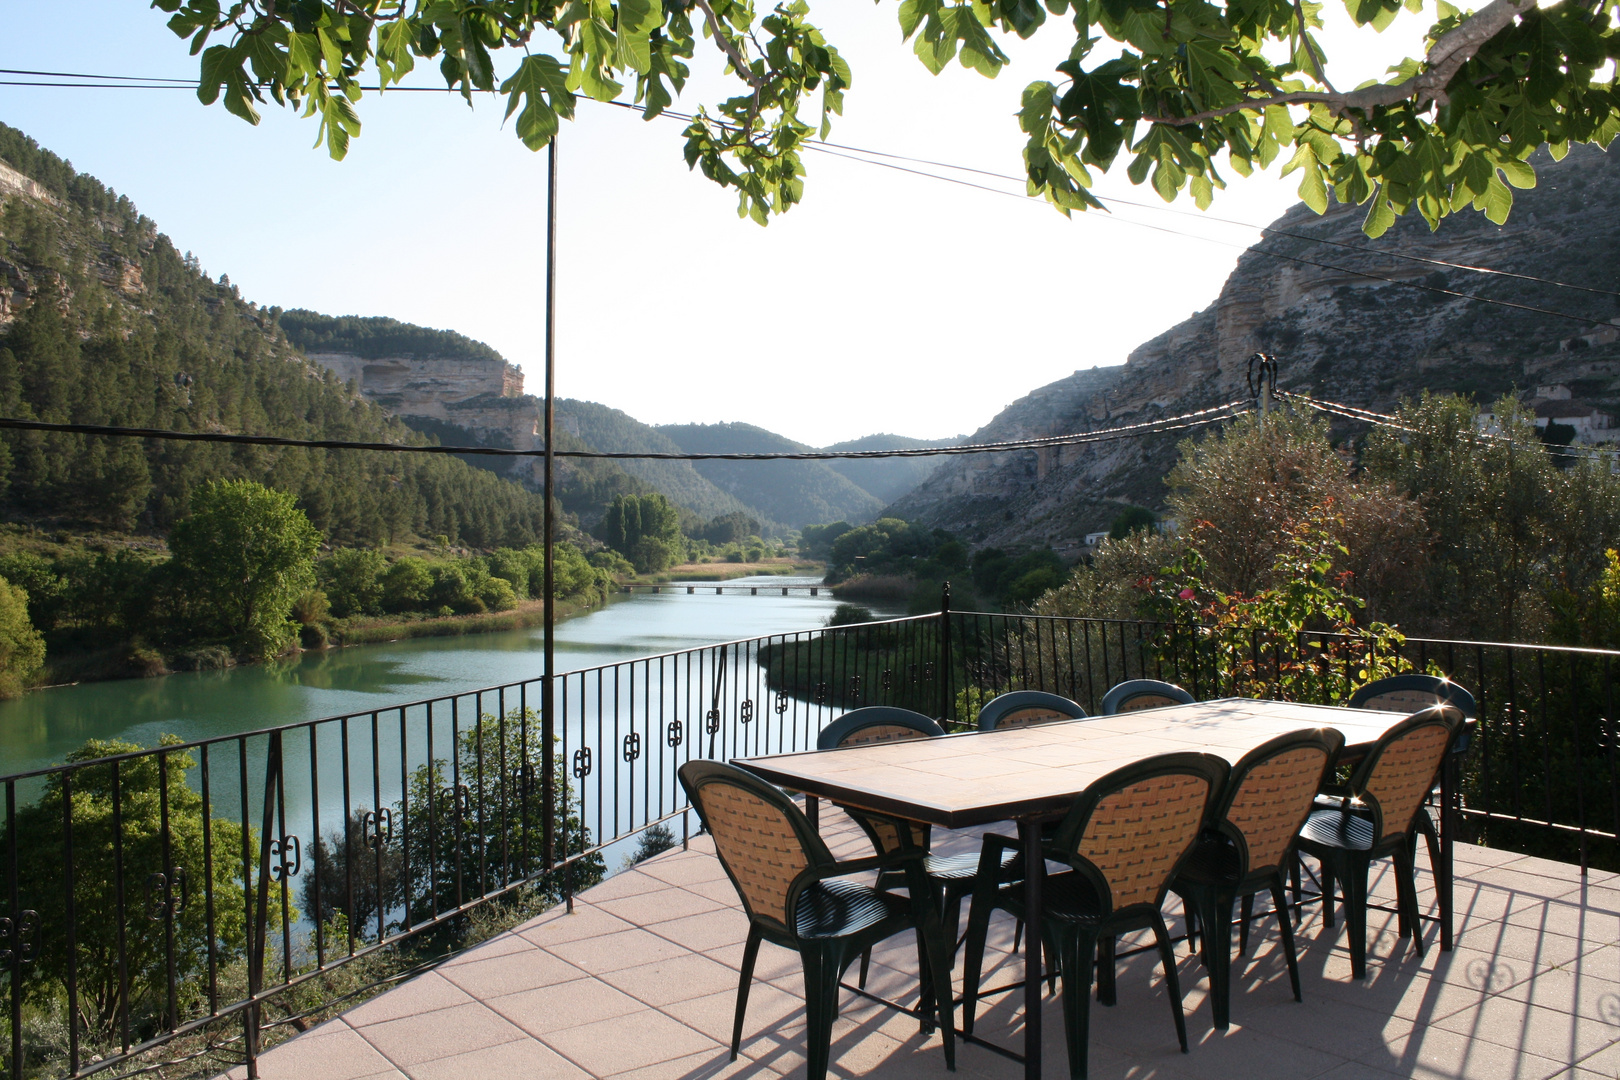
0,1 -> 1432,445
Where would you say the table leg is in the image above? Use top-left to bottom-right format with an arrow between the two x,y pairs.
1440,751 -> 1457,951
1020,818 -> 1044,1080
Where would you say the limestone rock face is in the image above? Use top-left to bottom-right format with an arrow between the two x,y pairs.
892,144 -> 1620,553
305,351 -> 546,486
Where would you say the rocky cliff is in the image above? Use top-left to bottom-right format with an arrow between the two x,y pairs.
890,145 -> 1620,553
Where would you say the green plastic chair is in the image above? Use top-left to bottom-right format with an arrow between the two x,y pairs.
1295,705 -> 1464,980
817,706 -> 1016,982
1170,727 -> 1344,1029
976,690 -> 1088,731
679,759 -> 956,1080
1100,679 -> 1194,714
960,751 -> 1229,1080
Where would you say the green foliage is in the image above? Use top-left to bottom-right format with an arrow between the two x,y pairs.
0,129 -> 552,549
319,547 -> 388,618
627,822 -> 678,867
152,0 -> 1620,234
697,511 -> 762,545
599,493 -> 684,573
1109,506 -> 1158,540
278,310 -> 504,363
825,603 -> 874,627
0,573 -> 44,695
799,521 -> 854,560
971,547 -> 1069,607
168,480 -> 322,658
1138,509 -> 1414,703
8,737 -> 271,1035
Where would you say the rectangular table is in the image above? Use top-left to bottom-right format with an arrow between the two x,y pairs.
737,698 -> 1457,1078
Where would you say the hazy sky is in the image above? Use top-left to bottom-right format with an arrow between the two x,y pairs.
1,2 -> 1431,445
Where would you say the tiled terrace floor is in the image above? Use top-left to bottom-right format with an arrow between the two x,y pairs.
228,809 -> 1620,1080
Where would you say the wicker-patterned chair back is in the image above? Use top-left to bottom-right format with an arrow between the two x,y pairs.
1217,728 -> 1343,873
1053,752 -> 1228,911
818,707 -> 945,750
1349,674 -> 1476,720
976,690 -> 1087,731
816,708 -> 941,857
1352,707 -> 1461,842
679,760 -> 831,931
1100,679 -> 1195,715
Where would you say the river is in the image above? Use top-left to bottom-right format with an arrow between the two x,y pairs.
0,575 -> 890,780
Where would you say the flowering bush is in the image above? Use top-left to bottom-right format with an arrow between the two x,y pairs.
1137,504 -> 1412,703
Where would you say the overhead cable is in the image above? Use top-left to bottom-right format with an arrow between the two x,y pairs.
0,401 -> 1250,462
6,68 -> 1618,304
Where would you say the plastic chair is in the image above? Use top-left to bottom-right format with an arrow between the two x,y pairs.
679,760 -> 956,1080
1295,705 -> 1464,979
1170,727 -> 1344,1029
1346,675 -> 1476,889
1100,679 -> 1194,715
960,752 -> 1229,1080
817,706 -> 1014,980
977,690 -> 1088,731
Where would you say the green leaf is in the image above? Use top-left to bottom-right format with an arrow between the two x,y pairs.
1498,156 -> 1536,189
1362,192 -> 1396,238
1297,153 -> 1328,213
376,20 -> 418,86
1480,174 -> 1512,224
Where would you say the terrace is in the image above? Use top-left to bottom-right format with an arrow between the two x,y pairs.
6,609 -> 1620,1080
222,806 -> 1620,1080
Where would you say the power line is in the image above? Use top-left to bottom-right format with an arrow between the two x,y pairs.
0,401 -> 1250,462
1278,389 -> 1620,461
7,67 -> 1617,304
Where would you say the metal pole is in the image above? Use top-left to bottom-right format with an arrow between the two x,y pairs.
542,135 -> 559,871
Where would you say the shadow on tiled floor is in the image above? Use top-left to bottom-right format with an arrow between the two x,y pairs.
226,808 -> 1620,1079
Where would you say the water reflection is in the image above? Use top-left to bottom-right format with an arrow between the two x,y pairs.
0,575 -> 891,779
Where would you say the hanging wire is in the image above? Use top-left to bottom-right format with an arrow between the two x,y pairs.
5,69 -> 1619,310
0,400 -> 1251,462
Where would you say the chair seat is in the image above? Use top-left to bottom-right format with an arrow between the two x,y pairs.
1001,869 -> 1107,925
1174,836 -> 1242,886
1299,808 -> 1377,852
926,847 -> 1019,882
795,878 -> 905,939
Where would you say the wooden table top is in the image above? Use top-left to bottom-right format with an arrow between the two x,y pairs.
735,698 -> 1411,829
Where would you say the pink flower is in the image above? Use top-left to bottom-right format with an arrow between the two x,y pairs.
1178,588 -> 1195,600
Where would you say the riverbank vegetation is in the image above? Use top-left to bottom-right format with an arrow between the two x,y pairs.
0,479 -> 614,690
593,493 -> 796,574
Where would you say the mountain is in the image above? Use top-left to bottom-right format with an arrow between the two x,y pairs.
655,422 -> 885,528
0,123 -> 551,548
555,402 -> 773,527
821,433 -> 958,505
889,144 -> 1620,555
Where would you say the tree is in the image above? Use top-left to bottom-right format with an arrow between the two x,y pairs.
1109,506 -> 1158,541
155,0 -> 1618,235
599,494 -> 684,573
168,479 -> 322,657
9,737 -> 269,1035
0,573 -> 45,696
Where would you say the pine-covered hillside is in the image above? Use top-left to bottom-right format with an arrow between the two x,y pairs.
0,122 -> 553,548
655,422 -> 884,528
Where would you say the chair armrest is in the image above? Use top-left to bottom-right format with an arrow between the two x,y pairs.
806,850 -> 926,884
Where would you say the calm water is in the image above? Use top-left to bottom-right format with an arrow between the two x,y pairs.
0,575 -> 889,779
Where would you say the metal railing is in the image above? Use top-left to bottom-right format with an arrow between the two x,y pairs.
6,601 -> 1620,1078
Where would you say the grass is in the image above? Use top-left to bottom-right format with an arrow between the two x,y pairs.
328,595 -> 599,645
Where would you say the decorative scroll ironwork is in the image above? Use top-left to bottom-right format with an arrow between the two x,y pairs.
269,835 -> 302,880
666,720 -> 684,748
623,732 -> 642,762
572,747 -> 593,779
739,699 -> 754,724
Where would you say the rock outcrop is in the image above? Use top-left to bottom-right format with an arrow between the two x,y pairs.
891,145 -> 1620,553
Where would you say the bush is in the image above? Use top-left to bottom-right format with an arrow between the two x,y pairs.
0,573 -> 45,696
825,603 -> 875,627
379,557 -> 433,614
319,548 -> 386,617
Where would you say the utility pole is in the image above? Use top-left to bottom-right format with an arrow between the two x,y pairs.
541,135 -> 559,873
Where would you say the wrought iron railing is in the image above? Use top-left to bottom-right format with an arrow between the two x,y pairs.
5,602 -> 1620,1079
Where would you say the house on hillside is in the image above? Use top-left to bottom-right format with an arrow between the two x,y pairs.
1533,399 -> 1615,444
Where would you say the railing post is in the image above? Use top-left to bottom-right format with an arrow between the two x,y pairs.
246,732 -> 283,1078
938,581 -> 953,725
